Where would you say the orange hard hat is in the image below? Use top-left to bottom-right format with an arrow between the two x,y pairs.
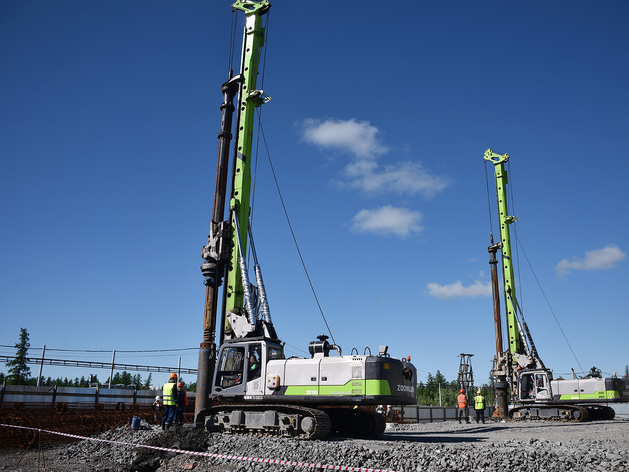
170,373 -> 177,380
177,382 -> 183,387
460,389 -> 464,393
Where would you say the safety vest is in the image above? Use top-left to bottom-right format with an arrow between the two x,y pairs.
457,394 -> 467,409
474,394 -> 485,410
163,382 -> 176,406
177,389 -> 188,406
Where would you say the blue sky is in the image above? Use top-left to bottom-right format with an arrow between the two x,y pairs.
2,1 -> 628,389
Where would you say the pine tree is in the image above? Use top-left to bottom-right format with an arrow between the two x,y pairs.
6,328 -> 31,385
143,373 -> 153,389
121,371 -> 132,385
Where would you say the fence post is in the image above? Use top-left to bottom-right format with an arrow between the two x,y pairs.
108,350 -> 116,389
37,345 -> 46,387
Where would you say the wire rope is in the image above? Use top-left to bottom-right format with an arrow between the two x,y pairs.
248,10 -> 270,267
0,345 -> 199,354
228,7 -> 238,75
510,233 -> 584,373
238,9 -> 335,345
255,116 -> 337,346
484,162 -> 494,237
485,159 -> 583,372
506,160 -> 526,315
540,231 -> 629,343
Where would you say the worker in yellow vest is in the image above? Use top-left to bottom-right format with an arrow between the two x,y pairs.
474,389 -> 485,424
161,373 -> 179,430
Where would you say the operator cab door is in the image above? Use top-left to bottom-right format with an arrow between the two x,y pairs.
518,370 -> 552,402
213,344 -> 247,396
244,343 -> 264,396
245,342 -> 284,397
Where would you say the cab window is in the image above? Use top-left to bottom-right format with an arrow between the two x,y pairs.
216,346 -> 245,388
268,346 -> 284,360
248,344 -> 261,381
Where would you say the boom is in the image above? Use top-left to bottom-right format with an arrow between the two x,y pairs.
226,0 -> 271,334
484,149 -> 545,373
195,0 -> 271,420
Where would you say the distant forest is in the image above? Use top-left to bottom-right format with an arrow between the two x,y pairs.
0,371 -> 196,391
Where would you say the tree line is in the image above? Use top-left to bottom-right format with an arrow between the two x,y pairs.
0,371 -> 152,388
416,370 -> 493,406
2,328 -> 196,391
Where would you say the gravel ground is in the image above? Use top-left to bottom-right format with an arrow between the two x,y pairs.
1,418 -> 628,472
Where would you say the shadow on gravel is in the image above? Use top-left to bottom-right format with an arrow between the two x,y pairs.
381,425 -> 509,443
124,425 -> 208,472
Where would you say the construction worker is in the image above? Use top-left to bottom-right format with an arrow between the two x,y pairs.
152,395 -> 162,423
175,382 -> 188,426
457,389 -> 470,424
474,389 -> 485,424
161,373 -> 179,430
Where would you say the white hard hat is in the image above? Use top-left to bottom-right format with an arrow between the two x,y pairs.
155,396 -> 161,400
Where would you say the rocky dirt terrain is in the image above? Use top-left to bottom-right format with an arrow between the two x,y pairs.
1,418 -> 628,472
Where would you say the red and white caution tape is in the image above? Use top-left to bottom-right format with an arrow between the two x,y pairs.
0,424 -> 403,472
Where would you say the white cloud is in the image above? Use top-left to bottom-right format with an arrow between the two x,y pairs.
425,280 -> 492,299
351,206 -> 423,237
342,160 -> 450,198
300,118 -> 388,159
555,245 -> 627,276
299,118 -> 449,198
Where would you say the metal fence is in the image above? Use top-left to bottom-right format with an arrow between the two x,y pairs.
390,405 -> 495,422
0,384 -> 196,411
391,403 -> 628,422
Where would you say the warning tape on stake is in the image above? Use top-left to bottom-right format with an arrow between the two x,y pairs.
0,424 -> 402,472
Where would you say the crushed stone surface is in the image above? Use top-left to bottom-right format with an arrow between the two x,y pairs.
1,418 -> 628,471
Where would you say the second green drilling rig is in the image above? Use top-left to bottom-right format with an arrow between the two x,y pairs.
485,149 -> 628,422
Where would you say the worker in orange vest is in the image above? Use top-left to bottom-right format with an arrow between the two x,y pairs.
457,389 -> 470,424
175,382 -> 188,426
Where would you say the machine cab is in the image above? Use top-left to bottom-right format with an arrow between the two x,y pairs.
517,369 -> 553,402
212,338 -> 284,397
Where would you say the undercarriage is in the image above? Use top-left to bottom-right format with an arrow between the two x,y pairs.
196,404 -> 386,439
509,404 -> 615,422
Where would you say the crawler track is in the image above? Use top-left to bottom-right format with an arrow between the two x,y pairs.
199,404 -> 388,439
201,404 -> 332,439
509,404 -> 616,422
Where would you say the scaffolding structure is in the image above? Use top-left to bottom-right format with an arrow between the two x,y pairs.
457,353 -> 474,392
